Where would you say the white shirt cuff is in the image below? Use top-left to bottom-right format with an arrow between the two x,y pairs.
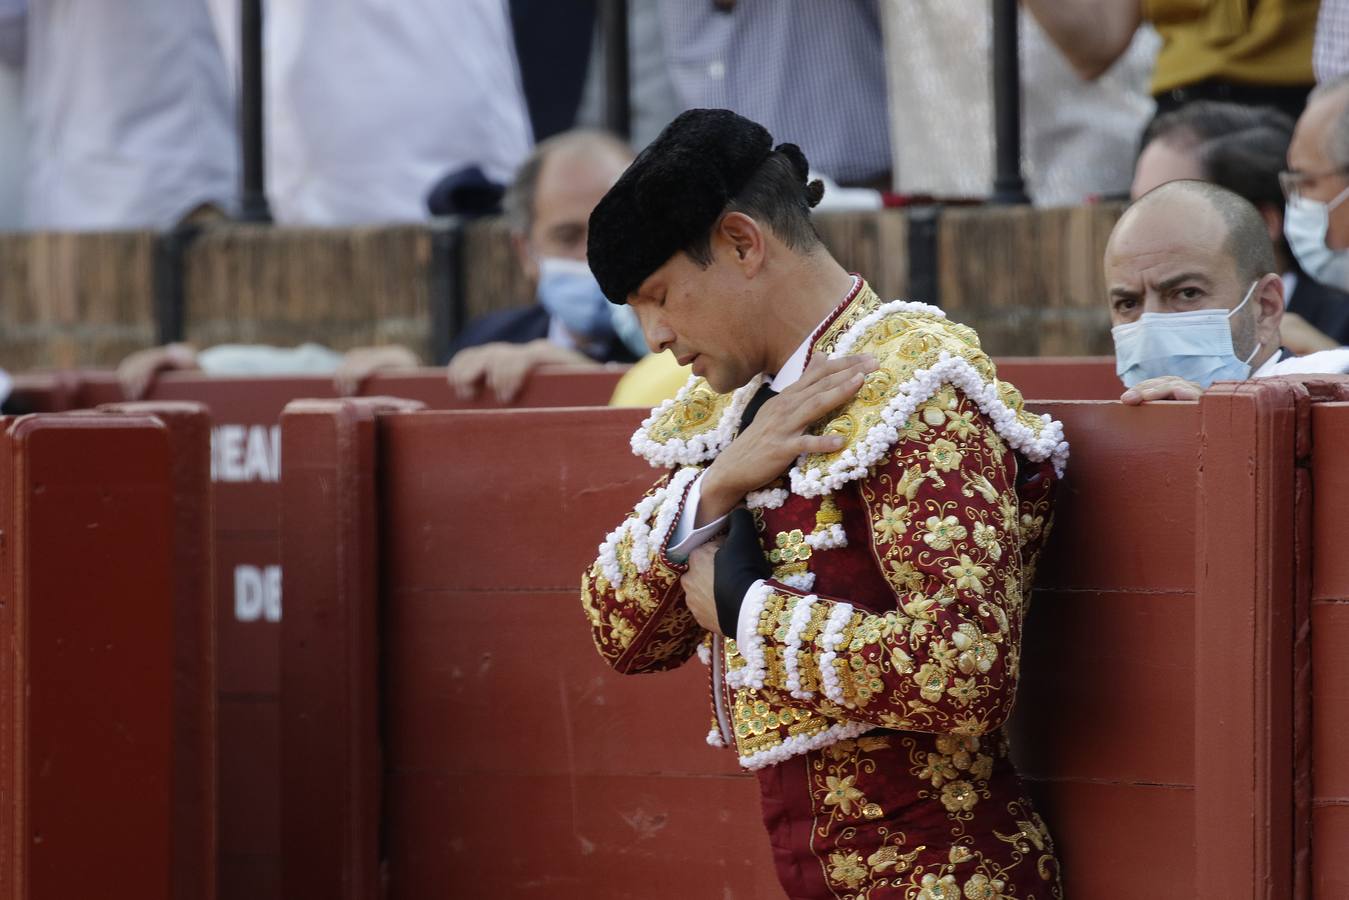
735,579 -> 767,649
665,471 -> 729,563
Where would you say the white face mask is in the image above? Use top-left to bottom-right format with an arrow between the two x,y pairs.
1285,185 -> 1349,290
1111,279 -> 1263,389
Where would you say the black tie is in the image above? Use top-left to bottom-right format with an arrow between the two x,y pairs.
738,382 -> 778,432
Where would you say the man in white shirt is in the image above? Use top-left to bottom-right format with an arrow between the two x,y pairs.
263,0 -> 532,225
24,0 -> 237,229
1106,179 -> 1349,405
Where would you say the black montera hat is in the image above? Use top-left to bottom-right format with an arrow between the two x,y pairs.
587,108 -> 810,304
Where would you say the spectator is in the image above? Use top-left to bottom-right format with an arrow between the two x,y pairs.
654,0 -> 890,187
1105,180 -> 1349,405
1025,0 -> 1317,124
446,129 -> 644,403
1132,100 -> 1349,350
24,0 -> 236,228
883,2 -> 1157,204
1284,74 -> 1349,291
263,0 -> 532,224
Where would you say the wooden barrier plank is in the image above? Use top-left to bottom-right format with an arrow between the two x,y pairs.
1194,381 -> 1303,899
280,398 -> 424,900
379,408 -> 651,594
995,356 -> 1119,401
1011,589 -> 1194,786
383,590 -> 738,778
1028,781 -> 1196,898
1033,401 -> 1199,593
1311,603 -> 1349,803
97,402 -> 217,900
384,772 -> 784,899
1312,402 -> 1349,605
1311,402 -> 1349,817
0,414 -> 177,900
1313,806 -> 1349,897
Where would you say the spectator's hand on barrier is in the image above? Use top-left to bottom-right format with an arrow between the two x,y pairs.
682,539 -> 722,633
446,339 -> 592,404
1279,312 -> 1340,356
117,342 -> 200,400
1120,375 -> 1205,405
334,345 -> 420,396
696,353 -> 877,525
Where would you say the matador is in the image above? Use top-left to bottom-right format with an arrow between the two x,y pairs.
580,109 -> 1069,900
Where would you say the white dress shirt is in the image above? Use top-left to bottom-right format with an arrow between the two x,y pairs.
24,0 -> 237,229
264,0 -> 532,225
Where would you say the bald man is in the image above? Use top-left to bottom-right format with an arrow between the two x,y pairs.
1106,180 -> 1349,404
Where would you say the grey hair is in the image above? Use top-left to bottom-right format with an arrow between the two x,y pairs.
501,129 -> 633,234
1309,73 -> 1349,168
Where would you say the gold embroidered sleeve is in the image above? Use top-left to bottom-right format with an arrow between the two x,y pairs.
737,385 -> 1027,736
581,467 -> 706,674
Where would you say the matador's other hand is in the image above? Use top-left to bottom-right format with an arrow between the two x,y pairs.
697,353 -> 876,524
682,539 -> 722,633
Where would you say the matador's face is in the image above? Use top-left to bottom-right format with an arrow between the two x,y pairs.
627,249 -> 768,394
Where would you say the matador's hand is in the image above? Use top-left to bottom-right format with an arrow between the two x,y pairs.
696,353 -> 875,525
682,540 -> 722,633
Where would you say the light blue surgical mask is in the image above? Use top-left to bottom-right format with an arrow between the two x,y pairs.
610,303 -> 650,357
1112,280 -> 1262,389
1285,187 -> 1349,291
537,257 -> 615,339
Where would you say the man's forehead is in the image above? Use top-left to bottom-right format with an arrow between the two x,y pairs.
1290,88 -> 1349,166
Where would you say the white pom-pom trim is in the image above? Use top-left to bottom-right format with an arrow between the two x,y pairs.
737,720 -> 871,771
745,487 -> 789,510
804,523 -> 847,551
778,571 -> 817,592
631,374 -> 767,468
783,593 -> 817,699
725,581 -> 773,691
596,466 -> 700,584
790,348 -> 1069,498
817,602 -> 856,707
696,642 -> 712,666
706,727 -> 726,748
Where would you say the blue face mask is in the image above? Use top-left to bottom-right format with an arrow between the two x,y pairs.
1285,187 -> 1349,291
1111,280 -> 1262,389
536,257 -> 615,339
609,303 -> 650,357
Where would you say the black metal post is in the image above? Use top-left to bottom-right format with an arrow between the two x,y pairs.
599,0 -> 630,140
990,0 -> 1029,204
239,0 -> 272,222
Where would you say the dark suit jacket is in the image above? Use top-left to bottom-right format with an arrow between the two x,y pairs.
447,304 -> 642,364
1288,274 -> 1349,346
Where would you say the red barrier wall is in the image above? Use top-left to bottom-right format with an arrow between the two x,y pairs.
279,379 -> 1322,899
18,366 -> 626,898
994,356 -> 1119,401
0,413 -> 185,899
1312,400 -> 1349,898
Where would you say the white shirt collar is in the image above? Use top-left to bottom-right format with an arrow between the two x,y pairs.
768,276 -> 860,392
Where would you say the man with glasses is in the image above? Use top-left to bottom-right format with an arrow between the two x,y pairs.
1284,73 -> 1349,292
